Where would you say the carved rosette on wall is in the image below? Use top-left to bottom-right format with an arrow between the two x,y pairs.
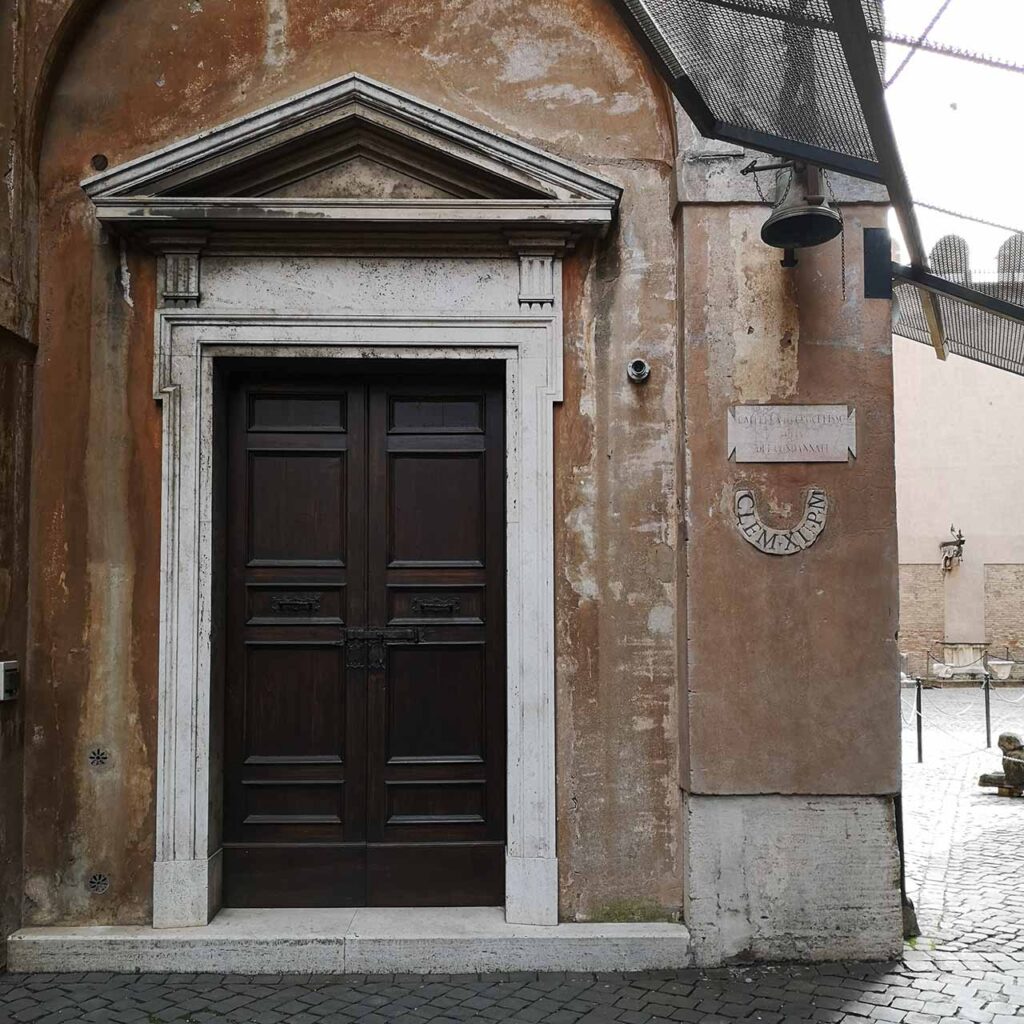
733,486 -> 828,555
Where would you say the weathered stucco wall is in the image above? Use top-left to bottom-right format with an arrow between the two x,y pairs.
675,147 -> 901,958
26,0 -> 683,925
9,0 -> 904,960
681,203 -> 900,797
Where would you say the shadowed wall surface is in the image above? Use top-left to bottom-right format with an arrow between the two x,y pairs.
0,329 -> 32,965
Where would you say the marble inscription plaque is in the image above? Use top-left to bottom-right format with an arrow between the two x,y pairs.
727,405 -> 856,462
734,487 -> 828,555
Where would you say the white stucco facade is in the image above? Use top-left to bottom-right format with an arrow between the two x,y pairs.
894,334 -> 1024,660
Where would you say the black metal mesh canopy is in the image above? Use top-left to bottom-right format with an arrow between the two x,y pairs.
617,0 -> 886,180
613,0 -> 1024,376
893,232 -> 1024,376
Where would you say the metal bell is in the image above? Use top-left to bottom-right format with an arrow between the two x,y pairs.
760,164 -> 843,250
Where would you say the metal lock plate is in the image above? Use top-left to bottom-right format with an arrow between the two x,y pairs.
343,629 -> 419,671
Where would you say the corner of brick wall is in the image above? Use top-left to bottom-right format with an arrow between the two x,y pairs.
899,564 -> 944,668
984,564 -> 1024,653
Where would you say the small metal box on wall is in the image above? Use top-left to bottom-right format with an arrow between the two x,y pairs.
0,661 -> 19,701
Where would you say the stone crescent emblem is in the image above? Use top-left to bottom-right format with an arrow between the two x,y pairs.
733,487 -> 828,555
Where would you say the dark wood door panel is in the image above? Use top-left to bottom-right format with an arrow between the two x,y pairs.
366,843 -> 505,907
223,368 -> 504,908
223,846 -> 366,908
388,394 -> 484,434
248,451 -> 348,565
246,583 -> 347,626
387,452 -> 486,567
242,643 -> 346,761
384,644 -> 487,762
386,584 -> 484,625
248,392 -> 348,432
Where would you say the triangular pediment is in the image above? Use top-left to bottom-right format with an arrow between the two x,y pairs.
261,154 -> 463,201
83,74 -> 621,207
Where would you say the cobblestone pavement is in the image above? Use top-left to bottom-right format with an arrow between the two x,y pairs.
900,685 -> 1024,953
1,686 -> 1021,1024
2,955 -> 1024,1024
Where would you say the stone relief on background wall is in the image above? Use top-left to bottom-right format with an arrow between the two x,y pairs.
734,487 -> 828,555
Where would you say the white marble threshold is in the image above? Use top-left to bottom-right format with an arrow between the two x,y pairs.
8,907 -> 693,974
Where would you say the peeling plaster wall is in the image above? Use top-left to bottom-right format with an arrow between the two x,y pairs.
677,169 -> 901,958
681,203 -> 900,797
10,0 -> 904,955
25,0 -> 683,925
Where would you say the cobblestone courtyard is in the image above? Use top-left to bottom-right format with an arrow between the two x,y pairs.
2,687 -> 1021,1024
900,685 -> 1024,955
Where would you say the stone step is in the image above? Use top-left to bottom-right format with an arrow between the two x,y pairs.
7,907 -> 693,974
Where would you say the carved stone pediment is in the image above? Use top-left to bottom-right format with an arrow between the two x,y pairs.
166,121 -> 551,202
264,154 -> 460,201
81,74 -> 621,241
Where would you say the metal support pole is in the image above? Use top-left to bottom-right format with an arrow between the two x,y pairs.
984,674 -> 992,748
916,678 -> 923,763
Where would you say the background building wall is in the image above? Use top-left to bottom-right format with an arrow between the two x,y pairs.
898,564 -> 945,658
894,334 -> 1024,659
985,565 -> 1024,653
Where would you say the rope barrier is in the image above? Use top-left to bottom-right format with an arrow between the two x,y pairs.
922,695 -> 981,720
900,697 -> 917,727
905,711 -> 1024,765
988,688 -> 1024,705
900,685 -> 1024,766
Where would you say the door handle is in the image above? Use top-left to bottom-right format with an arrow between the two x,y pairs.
411,597 -> 461,616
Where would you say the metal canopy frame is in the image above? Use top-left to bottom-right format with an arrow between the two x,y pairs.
612,0 -> 1024,367
892,263 -> 1024,329
826,1 -> 944,358
611,0 -> 885,183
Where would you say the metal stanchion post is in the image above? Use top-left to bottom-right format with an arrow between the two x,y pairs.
916,677 -> 923,764
984,673 -> 992,748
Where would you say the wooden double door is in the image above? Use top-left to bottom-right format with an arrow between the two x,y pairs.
222,366 -> 506,907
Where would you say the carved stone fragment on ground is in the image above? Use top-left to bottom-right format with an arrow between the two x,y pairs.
979,732 -> 1024,796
